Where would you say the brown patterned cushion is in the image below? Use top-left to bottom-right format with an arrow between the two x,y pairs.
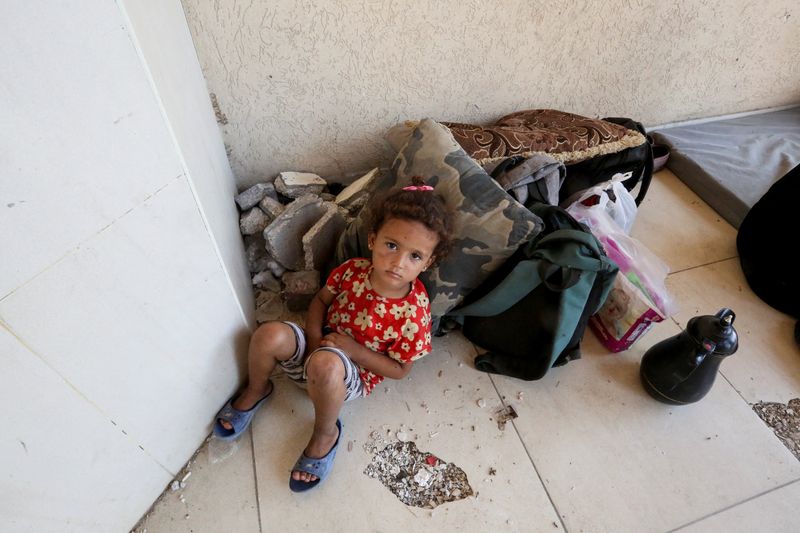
443,109 -> 646,166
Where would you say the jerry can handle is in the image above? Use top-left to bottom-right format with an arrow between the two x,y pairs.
715,308 -> 735,326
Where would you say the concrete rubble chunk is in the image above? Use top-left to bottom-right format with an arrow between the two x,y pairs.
335,168 -> 378,215
266,260 -> 286,279
302,202 -> 346,271
239,207 -> 270,235
282,270 -> 320,311
235,183 -> 276,211
252,270 -> 281,292
244,234 -> 271,273
263,195 -> 326,270
258,196 -> 285,221
275,172 -> 327,198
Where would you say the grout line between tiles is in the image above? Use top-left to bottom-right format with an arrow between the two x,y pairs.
487,374 -> 569,532
250,428 -> 264,533
665,477 -> 800,532
718,370 -> 748,405
668,255 -> 739,276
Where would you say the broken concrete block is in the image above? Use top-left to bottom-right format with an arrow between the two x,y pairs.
252,270 -> 281,292
235,182 -> 276,211
335,168 -> 378,215
244,234 -> 271,273
266,260 -> 286,279
302,202 -> 346,271
275,172 -> 326,199
263,195 -> 326,270
257,195 -> 285,221
239,207 -> 270,235
282,270 -> 320,312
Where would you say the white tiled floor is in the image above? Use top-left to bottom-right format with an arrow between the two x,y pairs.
136,170 -> 800,533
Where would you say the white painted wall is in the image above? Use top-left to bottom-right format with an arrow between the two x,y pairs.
0,1 -> 251,531
181,0 -> 800,188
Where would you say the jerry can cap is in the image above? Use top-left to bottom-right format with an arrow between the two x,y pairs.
688,308 -> 738,355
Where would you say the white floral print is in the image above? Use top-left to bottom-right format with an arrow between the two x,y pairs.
401,320 -> 419,340
389,303 -> 404,320
352,280 -> 367,297
354,309 -> 373,331
365,337 -> 381,351
383,326 -> 399,341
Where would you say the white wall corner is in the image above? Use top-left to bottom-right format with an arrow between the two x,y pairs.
117,0 -> 255,330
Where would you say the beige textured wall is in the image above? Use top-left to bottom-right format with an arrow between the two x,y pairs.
181,0 -> 800,187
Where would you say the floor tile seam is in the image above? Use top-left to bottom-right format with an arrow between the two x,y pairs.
718,370 -> 750,407
668,255 -> 739,276
665,477 -> 800,532
721,370 -> 800,464
487,374 -> 569,533
250,428 -> 264,533
665,255 -> 740,330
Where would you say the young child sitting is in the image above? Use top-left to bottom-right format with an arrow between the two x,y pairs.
213,176 -> 454,492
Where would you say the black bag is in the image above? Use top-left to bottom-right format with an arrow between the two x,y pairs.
448,204 -> 619,380
737,164 -> 800,319
558,117 -> 654,207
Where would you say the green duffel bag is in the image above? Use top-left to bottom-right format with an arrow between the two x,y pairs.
449,203 -> 619,381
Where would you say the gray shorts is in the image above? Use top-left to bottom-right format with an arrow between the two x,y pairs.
278,321 -> 366,402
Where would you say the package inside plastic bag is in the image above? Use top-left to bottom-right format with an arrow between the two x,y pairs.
567,181 -> 677,352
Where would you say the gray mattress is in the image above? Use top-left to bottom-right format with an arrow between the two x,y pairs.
651,107 -> 800,228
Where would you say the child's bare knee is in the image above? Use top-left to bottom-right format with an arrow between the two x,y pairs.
306,351 -> 345,384
251,321 -> 293,352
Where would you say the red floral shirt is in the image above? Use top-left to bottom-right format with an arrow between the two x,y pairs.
325,258 -> 433,394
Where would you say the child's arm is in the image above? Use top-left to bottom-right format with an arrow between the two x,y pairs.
319,332 -> 413,380
305,287 -> 334,355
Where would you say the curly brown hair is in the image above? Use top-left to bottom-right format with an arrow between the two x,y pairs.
365,176 -> 454,266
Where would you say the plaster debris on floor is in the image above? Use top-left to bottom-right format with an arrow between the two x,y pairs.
207,435 -> 241,463
753,398 -> 800,460
495,405 -> 518,430
363,430 -> 473,509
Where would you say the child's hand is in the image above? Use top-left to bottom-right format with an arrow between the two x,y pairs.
320,332 -> 360,356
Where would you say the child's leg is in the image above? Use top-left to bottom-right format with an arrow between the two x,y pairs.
219,321 -> 298,430
292,350 -> 346,483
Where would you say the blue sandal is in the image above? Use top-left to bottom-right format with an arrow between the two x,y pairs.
289,419 -> 342,492
212,381 -> 273,441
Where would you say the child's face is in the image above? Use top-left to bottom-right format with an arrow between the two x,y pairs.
368,217 -> 438,297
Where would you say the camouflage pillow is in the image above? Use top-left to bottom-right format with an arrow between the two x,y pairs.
335,118 -> 543,318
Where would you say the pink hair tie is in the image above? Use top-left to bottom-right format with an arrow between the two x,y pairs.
402,185 -> 434,191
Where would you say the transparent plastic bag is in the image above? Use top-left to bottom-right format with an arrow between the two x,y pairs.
566,174 -> 638,234
567,192 -> 678,352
